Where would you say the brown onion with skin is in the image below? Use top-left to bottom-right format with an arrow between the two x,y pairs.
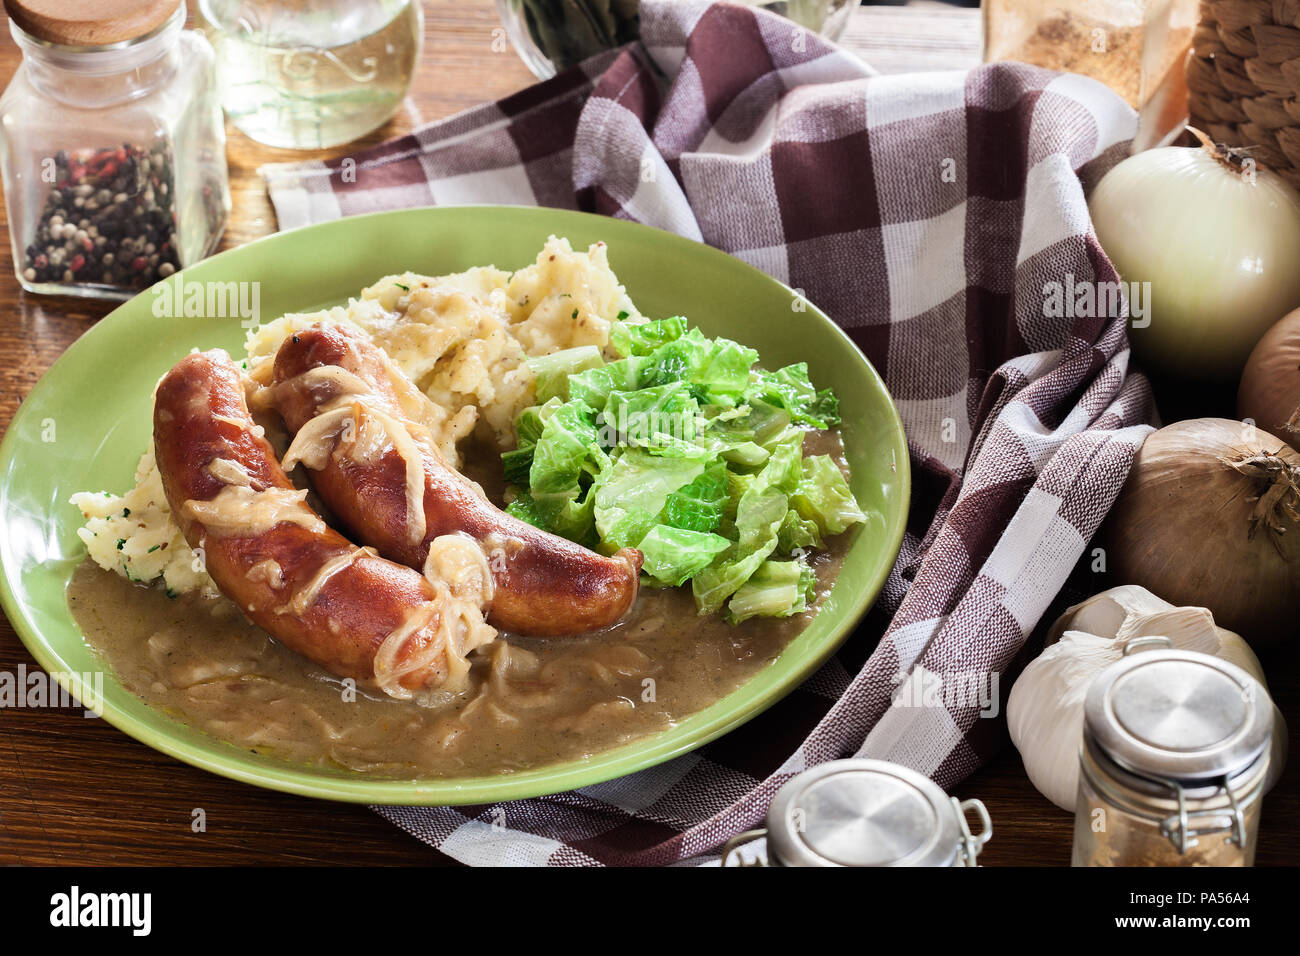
1102,418 -> 1300,648
1239,307 -> 1300,441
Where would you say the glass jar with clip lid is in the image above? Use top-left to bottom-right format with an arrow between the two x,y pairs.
722,759 -> 992,867
1071,638 -> 1274,866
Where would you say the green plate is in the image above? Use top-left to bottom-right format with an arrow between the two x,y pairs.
0,206 -> 909,805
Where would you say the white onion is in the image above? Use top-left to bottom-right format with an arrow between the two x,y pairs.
1101,418 -> 1300,646
1239,307 -> 1300,441
1089,135 -> 1300,381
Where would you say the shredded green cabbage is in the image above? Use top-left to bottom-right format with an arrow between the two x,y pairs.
503,315 -> 869,621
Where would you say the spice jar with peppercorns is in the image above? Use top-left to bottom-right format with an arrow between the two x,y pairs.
0,0 -> 229,300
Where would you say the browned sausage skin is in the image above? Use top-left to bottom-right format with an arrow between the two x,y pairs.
268,324 -> 643,637
152,349 -> 493,697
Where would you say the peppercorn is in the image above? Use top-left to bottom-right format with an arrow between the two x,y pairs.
21,143 -> 183,290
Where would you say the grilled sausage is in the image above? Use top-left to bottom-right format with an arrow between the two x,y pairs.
268,324 -> 642,636
152,349 -> 494,698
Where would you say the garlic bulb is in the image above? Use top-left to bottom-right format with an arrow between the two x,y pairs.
1009,585 -> 1286,812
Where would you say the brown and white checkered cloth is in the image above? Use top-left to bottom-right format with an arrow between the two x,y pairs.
263,0 -> 1155,866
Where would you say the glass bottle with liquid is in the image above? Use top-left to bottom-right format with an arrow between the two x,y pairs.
197,0 -> 423,150
496,0 -> 854,80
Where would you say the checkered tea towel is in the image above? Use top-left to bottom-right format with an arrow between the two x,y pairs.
263,0 -> 1155,866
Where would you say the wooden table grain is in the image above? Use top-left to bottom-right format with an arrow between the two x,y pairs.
0,1 -> 1295,868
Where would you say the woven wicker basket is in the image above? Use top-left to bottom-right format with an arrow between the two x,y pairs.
1187,0 -> 1300,189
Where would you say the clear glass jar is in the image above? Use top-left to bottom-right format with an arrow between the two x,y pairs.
721,759 -> 992,867
497,0 -> 854,81
983,0 -> 1200,151
0,4 -> 230,300
196,0 -> 422,150
1070,648 -> 1273,867
1072,734 -> 1266,867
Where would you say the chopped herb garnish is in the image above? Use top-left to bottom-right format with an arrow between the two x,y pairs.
617,310 -> 629,320
122,507 -> 130,517
116,539 -> 125,551
147,544 -> 161,553
395,282 -> 410,291
572,308 -> 580,319
165,588 -> 178,599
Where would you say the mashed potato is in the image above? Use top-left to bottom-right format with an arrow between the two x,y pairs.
73,236 -> 642,597
356,276 -> 531,450
71,448 -> 219,600
505,237 -> 640,354
245,235 -> 641,454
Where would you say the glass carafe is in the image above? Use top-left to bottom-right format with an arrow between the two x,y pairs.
197,0 -> 423,150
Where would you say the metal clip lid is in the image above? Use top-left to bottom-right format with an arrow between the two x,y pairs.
722,759 -> 991,867
1084,648 -> 1273,784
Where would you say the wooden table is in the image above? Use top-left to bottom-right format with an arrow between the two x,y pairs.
0,1 -> 1294,867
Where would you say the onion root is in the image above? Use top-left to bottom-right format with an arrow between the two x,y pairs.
1219,450 -> 1300,554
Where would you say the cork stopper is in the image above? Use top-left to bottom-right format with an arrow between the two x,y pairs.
4,0 -> 181,47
